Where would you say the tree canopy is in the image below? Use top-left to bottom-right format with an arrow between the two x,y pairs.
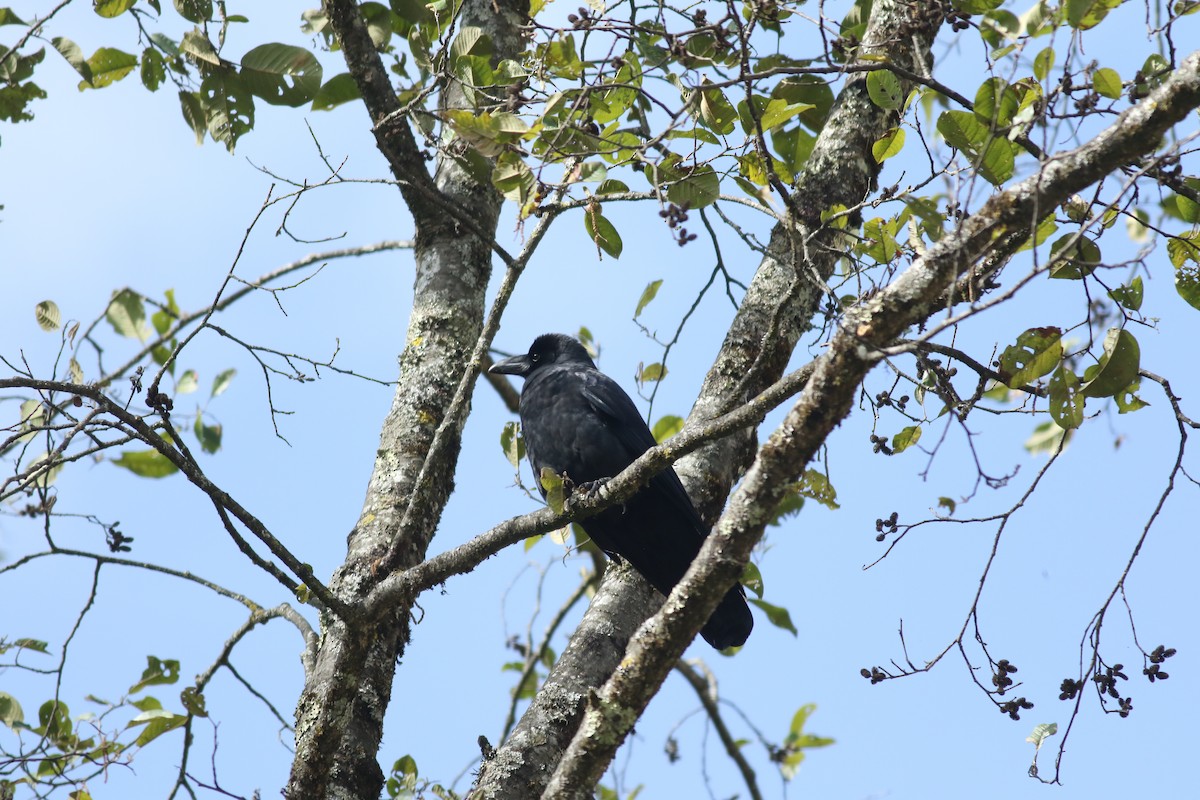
2,1 -> 1199,799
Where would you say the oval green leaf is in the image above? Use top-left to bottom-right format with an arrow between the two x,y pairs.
866,69 -> 903,110
1079,328 -> 1140,398
112,449 -> 179,478
998,327 -> 1063,388
240,43 -> 323,107
583,208 -> 623,259
35,300 -> 60,331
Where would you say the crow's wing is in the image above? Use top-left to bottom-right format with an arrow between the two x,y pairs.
580,371 -> 707,536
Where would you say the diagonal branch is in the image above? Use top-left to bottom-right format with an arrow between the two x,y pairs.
540,48 -> 1200,798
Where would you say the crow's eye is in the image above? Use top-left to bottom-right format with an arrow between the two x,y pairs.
531,353 -> 541,362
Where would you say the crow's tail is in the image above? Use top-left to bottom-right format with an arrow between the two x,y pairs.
700,586 -> 754,650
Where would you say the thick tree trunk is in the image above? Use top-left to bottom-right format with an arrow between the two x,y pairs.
286,1 -> 528,798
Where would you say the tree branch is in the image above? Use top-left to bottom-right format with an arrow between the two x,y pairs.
541,47 -> 1200,799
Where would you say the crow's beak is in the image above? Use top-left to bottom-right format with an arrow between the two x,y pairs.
489,354 -> 531,377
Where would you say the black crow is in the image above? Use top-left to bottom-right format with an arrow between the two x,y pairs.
490,333 -> 753,649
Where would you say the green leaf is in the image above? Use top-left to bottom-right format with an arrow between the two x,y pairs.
140,47 -> 165,91
1108,277 -> 1144,311
1172,233 -> 1200,309
1026,722 -> 1058,748
128,709 -> 187,747
129,656 -> 181,694
866,69 -> 903,110
1093,67 -> 1122,99
450,26 -> 490,60
443,109 -> 517,157
758,98 -> 812,131
1066,0 -> 1122,29
193,416 -> 222,454
635,279 -> 663,318
311,73 -> 360,111
698,81 -> 736,135
1166,180 -> 1200,223
1048,234 -> 1102,279
492,151 -> 535,205
584,207 -> 623,259
179,686 -> 207,717
175,369 -> 198,394
1115,382 -> 1149,414
740,561 -> 764,598
1033,47 -> 1056,82
1024,420 -> 1069,455
499,420 -> 524,468
0,8 -> 29,25
872,127 -> 905,162
779,702 -> 834,779
954,0 -> 1004,12
539,468 -> 565,514
974,77 -> 1019,128
637,362 -> 667,383
1048,365 -> 1085,430
52,37 -> 92,83
179,90 -> 207,145
997,327 -> 1063,388
797,469 -> 839,510
112,449 -> 179,479
211,368 -> 236,398
769,486 -> 805,526
1079,328 -> 1140,398
0,692 -> 24,729
651,414 -> 683,442
891,425 -> 922,454
936,110 -> 1014,185
79,47 -> 138,90
0,79 -> 47,122
35,300 -> 60,331
360,2 -> 392,49
106,289 -> 150,341
596,178 -> 629,195
180,28 -> 220,66
199,69 -> 255,151
173,0 -> 212,23
938,497 -> 957,515
240,44 -> 322,107
748,598 -> 798,636
94,0 -> 136,18
665,164 -> 720,209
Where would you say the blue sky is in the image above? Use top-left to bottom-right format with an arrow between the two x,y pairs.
2,3 -> 1199,799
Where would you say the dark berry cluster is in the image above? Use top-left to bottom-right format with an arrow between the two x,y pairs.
146,386 -> 173,415
659,203 -> 698,246
943,2 -> 971,32
875,390 -> 910,411
992,659 -> 1019,695
105,521 -> 134,553
565,7 -> 594,29
999,697 -> 1034,721
1058,677 -> 1083,700
1144,644 -> 1176,683
860,666 -> 889,685
874,511 -> 898,541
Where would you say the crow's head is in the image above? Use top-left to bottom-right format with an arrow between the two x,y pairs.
489,333 -> 595,378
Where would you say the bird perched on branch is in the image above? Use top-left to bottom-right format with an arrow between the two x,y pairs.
490,333 -> 753,650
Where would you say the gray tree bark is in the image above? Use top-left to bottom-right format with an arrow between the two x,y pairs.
286,1 -> 527,798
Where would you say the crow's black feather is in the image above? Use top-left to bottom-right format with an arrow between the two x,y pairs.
490,333 -> 753,649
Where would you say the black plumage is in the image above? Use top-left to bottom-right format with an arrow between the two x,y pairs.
489,333 -> 753,649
